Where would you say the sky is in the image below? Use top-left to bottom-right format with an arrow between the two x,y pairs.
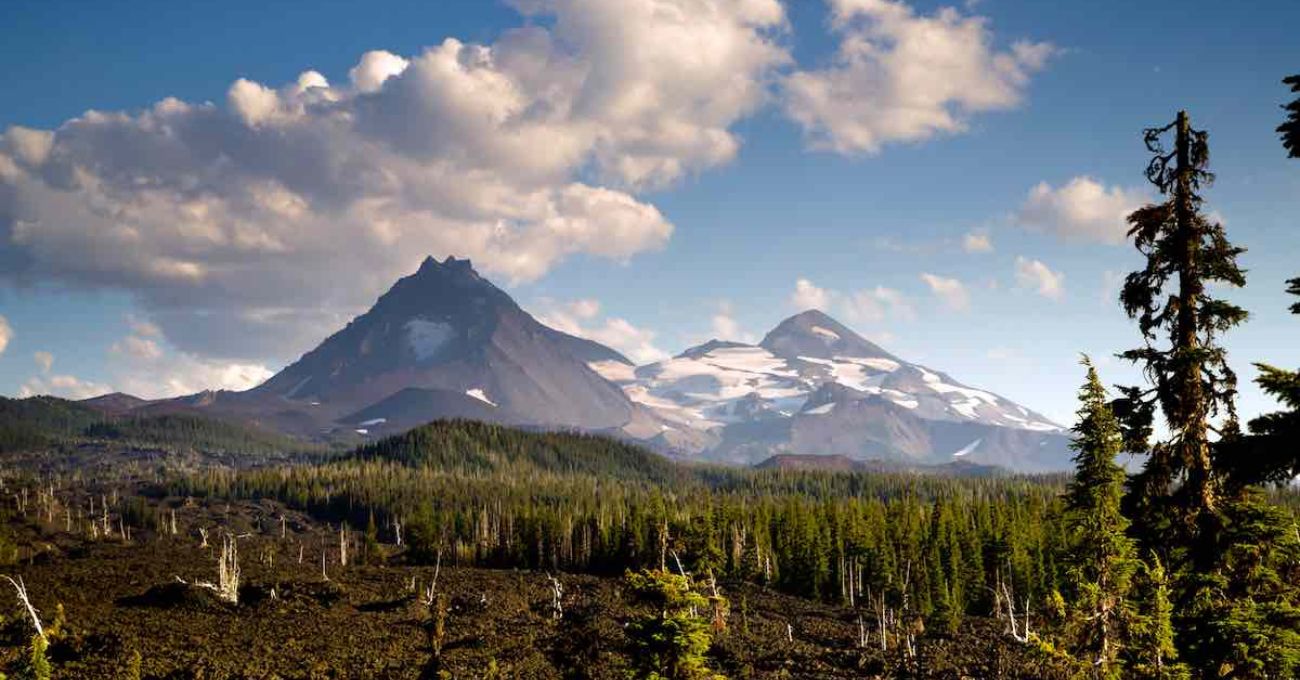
0,0 -> 1297,427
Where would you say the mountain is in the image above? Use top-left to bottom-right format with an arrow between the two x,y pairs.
243,256 -> 655,437
82,392 -> 151,415
591,309 -> 1072,472
134,256 -> 655,440
103,259 -> 1071,471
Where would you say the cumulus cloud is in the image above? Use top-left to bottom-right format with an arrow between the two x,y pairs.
790,278 -> 914,326
791,278 -> 832,311
19,373 -> 112,400
711,301 -> 756,343
533,298 -> 669,364
1014,256 -> 1064,300
843,286 -> 915,323
783,0 -> 1055,154
112,335 -> 164,361
1015,177 -> 1148,245
0,0 -> 788,363
919,273 -> 970,311
0,315 -> 10,355
962,230 -> 993,253
17,348 -> 164,401
584,318 -> 670,365
107,330 -> 272,398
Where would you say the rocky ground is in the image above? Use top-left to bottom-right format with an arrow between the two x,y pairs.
0,492 -> 1065,679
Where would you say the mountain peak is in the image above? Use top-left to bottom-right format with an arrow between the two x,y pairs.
410,255 -> 483,285
760,309 -> 898,361
246,256 -> 637,433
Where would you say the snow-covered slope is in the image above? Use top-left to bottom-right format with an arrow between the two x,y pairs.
592,310 -> 1071,471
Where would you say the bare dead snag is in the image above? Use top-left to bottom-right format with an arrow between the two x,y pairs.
216,533 -> 240,603
178,533 -> 240,604
2,575 -> 45,641
545,572 -> 564,620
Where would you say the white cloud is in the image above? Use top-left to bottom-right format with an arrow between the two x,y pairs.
15,349 -> 113,401
1014,256 -> 1065,300
107,331 -> 273,398
567,299 -> 601,320
0,0 -> 788,363
919,273 -> 971,311
129,317 -> 162,338
349,50 -> 411,93
962,230 -> 993,253
533,298 -> 669,364
711,301 -> 756,343
583,318 -> 670,365
790,278 -> 914,328
19,374 -> 112,400
112,355 -> 274,399
843,286 -> 915,323
0,315 -> 10,355
791,278 -> 831,311
113,335 -> 164,361
783,0 -> 1055,154
1014,176 -> 1148,245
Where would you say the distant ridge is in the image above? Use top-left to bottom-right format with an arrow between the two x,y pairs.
91,256 -> 1074,472
754,453 -> 1008,478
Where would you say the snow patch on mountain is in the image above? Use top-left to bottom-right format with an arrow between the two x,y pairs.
405,319 -> 455,361
466,388 -> 497,407
810,326 -> 840,341
618,334 -> 1061,438
952,439 -> 982,457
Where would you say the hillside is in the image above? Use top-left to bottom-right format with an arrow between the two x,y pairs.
352,419 -> 686,484
0,395 -> 321,458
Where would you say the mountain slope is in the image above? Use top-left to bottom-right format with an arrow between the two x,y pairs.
119,261 -> 1071,471
242,256 -> 642,435
140,256 -> 645,440
353,419 -> 685,484
594,309 -> 1072,471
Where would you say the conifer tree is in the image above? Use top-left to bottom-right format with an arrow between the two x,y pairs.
1062,358 -> 1139,679
1176,277 -> 1300,679
1127,556 -> 1188,680
1235,277 -> 1300,484
624,569 -> 721,680
1246,360 -> 1300,447
1119,110 -> 1247,551
1280,75 -> 1300,158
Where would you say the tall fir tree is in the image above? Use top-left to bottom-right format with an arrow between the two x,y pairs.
1174,268 -> 1300,679
1118,110 -> 1247,551
1179,496 -> 1300,679
1062,357 -> 1140,679
1127,555 -> 1189,680
1280,75 -> 1300,158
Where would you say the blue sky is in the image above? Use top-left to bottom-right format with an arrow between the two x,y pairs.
0,0 -> 1297,426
